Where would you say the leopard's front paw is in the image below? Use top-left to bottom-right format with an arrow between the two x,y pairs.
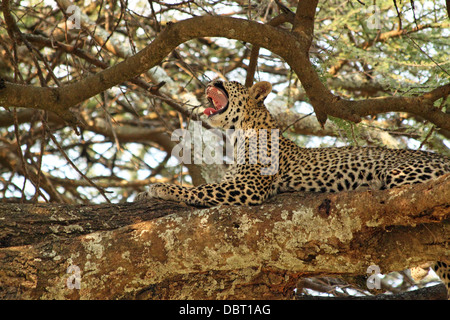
135,183 -> 168,202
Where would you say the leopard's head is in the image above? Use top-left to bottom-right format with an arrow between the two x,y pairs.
204,80 -> 272,129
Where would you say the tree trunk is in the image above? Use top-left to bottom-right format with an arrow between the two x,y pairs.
0,175 -> 449,299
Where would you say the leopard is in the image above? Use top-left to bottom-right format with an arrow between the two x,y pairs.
136,79 -> 450,297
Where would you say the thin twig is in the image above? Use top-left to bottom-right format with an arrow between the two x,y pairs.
48,130 -> 112,203
282,112 -> 314,134
405,34 -> 450,77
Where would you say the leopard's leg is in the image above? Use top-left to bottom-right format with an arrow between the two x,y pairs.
136,166 -> 276,207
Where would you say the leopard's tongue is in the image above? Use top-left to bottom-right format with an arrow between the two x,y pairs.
204,108 -> 217,116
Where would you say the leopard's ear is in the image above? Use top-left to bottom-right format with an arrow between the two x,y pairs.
249,81 -> 272,103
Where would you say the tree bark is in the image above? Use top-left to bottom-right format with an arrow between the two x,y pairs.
0,174 -> 449,299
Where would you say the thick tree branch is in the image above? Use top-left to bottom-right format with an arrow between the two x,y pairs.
245,12 -> 294,87
336,84 -> 450,129
1,16 -> 449,130
447,0 -> 450,19
291,0 -> 318,49
0,175 -> 448,299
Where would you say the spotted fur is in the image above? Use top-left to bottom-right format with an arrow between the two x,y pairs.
136,80 -> 450,295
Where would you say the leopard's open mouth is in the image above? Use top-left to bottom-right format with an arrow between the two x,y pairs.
204,82 -> 229,117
